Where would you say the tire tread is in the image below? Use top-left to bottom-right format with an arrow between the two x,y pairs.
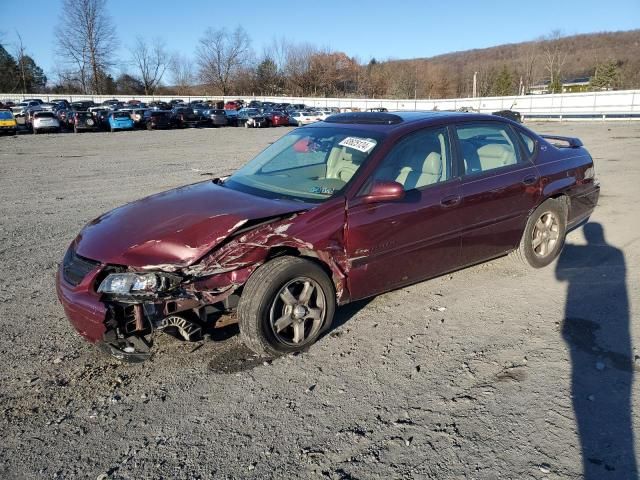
238,256 -> 334,357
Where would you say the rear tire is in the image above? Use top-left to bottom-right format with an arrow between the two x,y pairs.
238,256 -> 336,357
510,198 -> 567,268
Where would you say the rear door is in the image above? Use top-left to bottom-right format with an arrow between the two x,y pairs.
346,126 -> 462,300
453,121 -> 540,266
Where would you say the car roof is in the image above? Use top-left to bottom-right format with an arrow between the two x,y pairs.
314,110 -> 511,134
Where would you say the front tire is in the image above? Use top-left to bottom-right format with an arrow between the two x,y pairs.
510,198 -> 567,268
238,256 -> 336,357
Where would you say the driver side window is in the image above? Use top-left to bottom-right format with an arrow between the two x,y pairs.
373,127 -> 451,191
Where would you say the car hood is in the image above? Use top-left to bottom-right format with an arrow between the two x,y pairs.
74,181 -> 308,268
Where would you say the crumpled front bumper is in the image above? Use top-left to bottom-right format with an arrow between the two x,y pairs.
56,264 -> 107,343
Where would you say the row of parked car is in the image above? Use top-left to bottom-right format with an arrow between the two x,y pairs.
0,98 -> 360,135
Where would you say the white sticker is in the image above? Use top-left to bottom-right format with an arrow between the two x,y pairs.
338,136 -> 377,153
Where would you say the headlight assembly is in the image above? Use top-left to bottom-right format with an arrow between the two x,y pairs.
97,272 -> 181,295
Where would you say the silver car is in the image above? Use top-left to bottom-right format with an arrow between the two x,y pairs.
32,111 -> 61,134
207,109 -> 228,127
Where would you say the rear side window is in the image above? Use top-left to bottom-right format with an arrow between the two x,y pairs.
456,123 -> 520,175
517,130 -> 536,156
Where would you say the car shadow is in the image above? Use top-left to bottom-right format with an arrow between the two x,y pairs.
556,222 -> 638,478
206,298 -> 373,375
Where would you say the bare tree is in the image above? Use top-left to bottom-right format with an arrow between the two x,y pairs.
196,26 -> 251,95
282,42 -> 317,96
130,36 -> 168,95
263,37 -> 291,73
14,31 -> 28,93
542,30 -> 567,93
518,41 -> 540,94
55,0 -> 117,94
169,53 -> 194,95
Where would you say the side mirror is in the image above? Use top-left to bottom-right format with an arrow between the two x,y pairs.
362,180 -> 405,204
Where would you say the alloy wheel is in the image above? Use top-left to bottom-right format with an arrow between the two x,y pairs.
531,211 -> 560,258
269,277 -> 326,346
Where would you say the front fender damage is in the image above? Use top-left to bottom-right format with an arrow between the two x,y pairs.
100,213 -> 349,359
184,216 -> 349,304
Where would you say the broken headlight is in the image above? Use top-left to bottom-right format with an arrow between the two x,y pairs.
97,272 -> 181,295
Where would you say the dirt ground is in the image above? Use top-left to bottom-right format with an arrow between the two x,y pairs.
0,122 -> 638,480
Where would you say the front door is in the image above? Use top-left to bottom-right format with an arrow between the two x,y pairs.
345,126 -> 463,300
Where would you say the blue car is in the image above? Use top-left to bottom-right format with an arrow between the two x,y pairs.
108,111 -> 134,132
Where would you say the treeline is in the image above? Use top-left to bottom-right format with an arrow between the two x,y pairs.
1,0 -> 639,98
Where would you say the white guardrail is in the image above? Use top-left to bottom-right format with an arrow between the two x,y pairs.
2,89 -> 640,120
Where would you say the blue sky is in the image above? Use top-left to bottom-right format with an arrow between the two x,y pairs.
1,0 -> 638,81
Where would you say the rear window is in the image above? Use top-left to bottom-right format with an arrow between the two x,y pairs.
35,112 -> 55,118
113,112 -> 129,118
0,111 -> 14,119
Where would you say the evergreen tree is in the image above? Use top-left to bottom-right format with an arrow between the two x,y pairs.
16,55 -> 47,92
256,57 -> 280,95
493,66 -> 514,96
0,44 -> 19,91
549,74 -> 563,94
590,60 -> 620,90
115,73 -> 145,94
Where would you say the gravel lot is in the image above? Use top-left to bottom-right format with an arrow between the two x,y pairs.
0,122 -> 638,479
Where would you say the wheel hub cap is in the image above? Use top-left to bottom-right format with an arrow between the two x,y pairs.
532,211 -> 560,258
269,277 -> 327,346
293,305 -> 307,319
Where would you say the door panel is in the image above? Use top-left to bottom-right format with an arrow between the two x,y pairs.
455,122 -> 541,266
346,179 -> 462,300
458,165 -> 539,264
345,125 -> 464,300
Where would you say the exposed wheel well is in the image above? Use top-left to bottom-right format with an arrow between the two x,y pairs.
265,247 -> 335,283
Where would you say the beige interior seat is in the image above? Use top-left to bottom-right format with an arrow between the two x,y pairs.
326,147 -> 365,183
476,144 -> 516,170
396,152 -> 443,189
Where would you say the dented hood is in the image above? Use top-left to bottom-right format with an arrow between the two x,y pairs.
74,181 -> 307,267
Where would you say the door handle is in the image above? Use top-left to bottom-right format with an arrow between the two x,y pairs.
440,195 -> 461,208
522,175 -> 538,186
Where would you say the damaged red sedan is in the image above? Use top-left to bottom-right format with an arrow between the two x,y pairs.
56,112 -> 599,361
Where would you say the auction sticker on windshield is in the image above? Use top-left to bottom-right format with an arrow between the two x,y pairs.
338,136 -> 377,153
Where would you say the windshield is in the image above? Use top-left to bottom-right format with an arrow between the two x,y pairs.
224,127 -> 383,203
0,111 -> 13,119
